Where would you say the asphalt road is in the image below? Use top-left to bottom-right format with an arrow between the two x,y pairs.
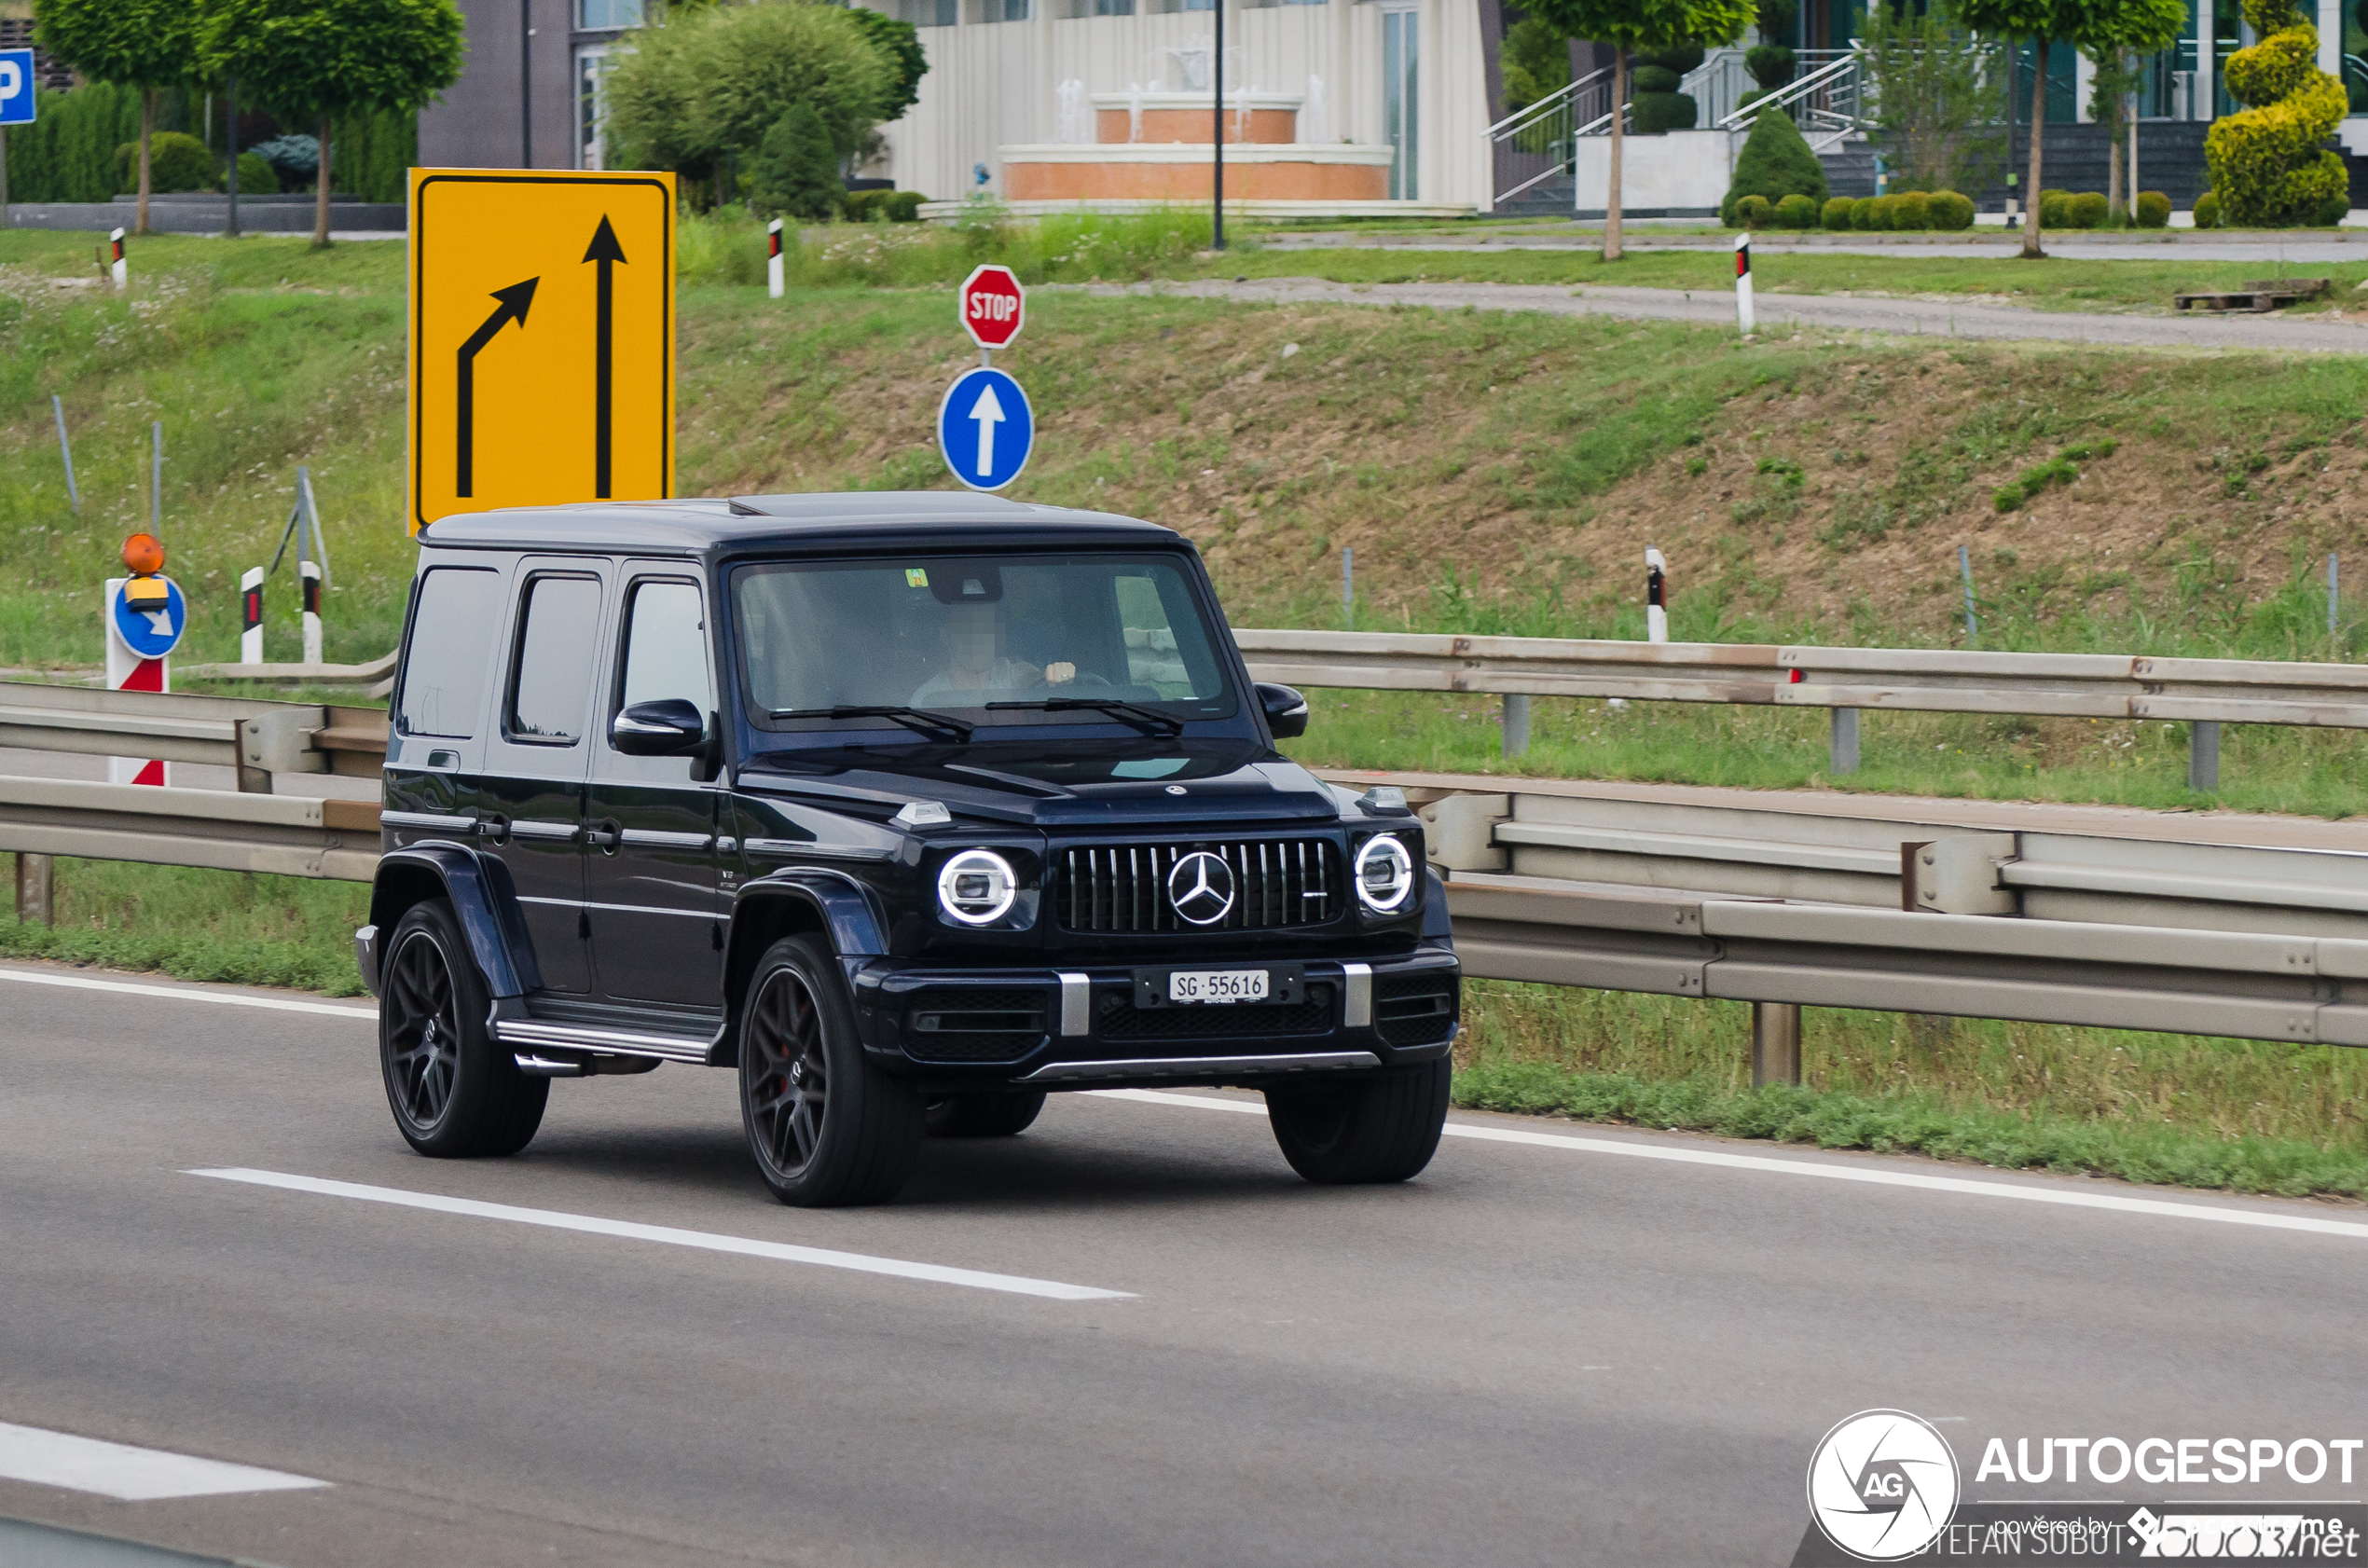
5,961 -> 2366,1568
1086,276 -> 2368,352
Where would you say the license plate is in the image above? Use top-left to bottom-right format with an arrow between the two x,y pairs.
1166,968 -> 1269,1005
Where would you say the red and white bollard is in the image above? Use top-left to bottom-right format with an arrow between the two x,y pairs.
1645,546 -> 1669,643
300,558 -> 323,665
240,566 -> 264,664
104,533 -> 184,786
108,227 -> 127,290
767,218 -> 785,300
1734,231 -> 1754,336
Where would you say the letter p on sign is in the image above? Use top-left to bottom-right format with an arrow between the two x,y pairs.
958,264 -> 1025,351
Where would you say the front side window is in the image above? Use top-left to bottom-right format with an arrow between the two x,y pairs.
733,555 -> 1235,732
507,575 -> 603,744
397,567 -> 503,738
618,579 -> 713,715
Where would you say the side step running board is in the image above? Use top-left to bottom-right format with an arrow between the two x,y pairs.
494,1018 -> 714,1066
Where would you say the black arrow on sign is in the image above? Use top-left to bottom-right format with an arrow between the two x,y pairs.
455,277 -> 540,498
583,215 -> 626,499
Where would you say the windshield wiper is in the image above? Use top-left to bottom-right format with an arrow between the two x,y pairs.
770,705 -> 974,741
985,696 -> 1184,736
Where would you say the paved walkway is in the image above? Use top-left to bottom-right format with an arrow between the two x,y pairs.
1077,275 -> 2368,352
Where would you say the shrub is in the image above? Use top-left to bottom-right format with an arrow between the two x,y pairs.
1632,91 -> 1700,132
2134,188 -> 2170,227
231,150 -> 279,194
1718,106 -> 1827,224
1850,196 -> 1879,229
113,131 -> 213,195
1635,43 -> 1707,74
2195,190 -> 2223,227
1821,195 -> 1856,228
1736,89 -> 1775,115
2037,187 -> 2072,227
2207,0 -> 2349,226
1773,192 -> 1819,227
252,133 -> 320,180
1745,42 -> 1796,89
2316,191 -> 2352,224
1631,64 -> 1683,93
842,187 -> 923,222
2069,190 -> 2109,227
1892,189 -> 1931,229
750,103 -> 845,220
1736,193 -> 1773,227
1867,193 -> 1904,229
1926,189 -> 1976,229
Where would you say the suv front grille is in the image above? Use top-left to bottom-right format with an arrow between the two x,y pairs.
1096,983 -> 1336,1040
1056,839 -> 1339,933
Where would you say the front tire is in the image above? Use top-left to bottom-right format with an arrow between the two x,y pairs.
739,937 -> 925,1206
1265,1059 -> 1451,1185
925,1091 -> 1047,1138
379,900 -> 547,1158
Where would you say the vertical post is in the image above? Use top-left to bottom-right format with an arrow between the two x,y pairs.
1502,693 -> 1531,757
1959,543 -> 1978,643
1751,1001 -> 1802,1087
1733,230 -> 1754,335
297,465 -> 327,584
109,227 -> 126,289
14,853 -> 54,928
1212,0 -> 1225,251
226,76 -> 240,240
1830,707 -> 1860,775
300,559 -> 323,666
1645,547 -> 1668,642
1342,546 -> 1353,629
520,0 -> 534,168
240,565 -> 264,664
52,395 -> 78,514
2189,721 -> 2221,791
150,420 -> 161,533
767,218 -> 785,299
2328,553 -> 2338,638
2,125 -> 10,222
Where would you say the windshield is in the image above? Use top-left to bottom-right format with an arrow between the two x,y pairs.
733,554 -> 1238,735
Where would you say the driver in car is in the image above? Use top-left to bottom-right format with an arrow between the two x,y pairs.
913,600 -> 1075,706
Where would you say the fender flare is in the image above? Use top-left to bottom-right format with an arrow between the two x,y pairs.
369,843 -> 543,998
713,872 -> 890,1066
1422,865 -> 1454,947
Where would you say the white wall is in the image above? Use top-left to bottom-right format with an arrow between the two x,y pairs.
874,0 -> 1490,208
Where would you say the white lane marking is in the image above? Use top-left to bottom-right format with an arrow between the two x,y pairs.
0,966 -> 375,1020
0,1421 -> 327,1501
1092,1090 -> 2368,1243
188,1169 -> 1134,1301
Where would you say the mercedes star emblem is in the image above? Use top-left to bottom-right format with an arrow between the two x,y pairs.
1165,851 -> 1236,926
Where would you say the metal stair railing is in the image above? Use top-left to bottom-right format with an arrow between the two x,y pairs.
1486,65 -> 1614,208
1714,47 -> 1865,152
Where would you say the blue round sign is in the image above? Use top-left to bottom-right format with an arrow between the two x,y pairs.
112,576 -> 186,659
937,367 -> 1033,492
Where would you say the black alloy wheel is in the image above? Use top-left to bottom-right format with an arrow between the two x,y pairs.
1265,1058 -> 1452,1184
737,936 -> 924,1206
378,900 -> 547,1158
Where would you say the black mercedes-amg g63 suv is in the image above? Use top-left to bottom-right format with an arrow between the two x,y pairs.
357,492 -> 1459,1205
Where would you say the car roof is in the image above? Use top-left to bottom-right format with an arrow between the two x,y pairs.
416,493 -> 1187,555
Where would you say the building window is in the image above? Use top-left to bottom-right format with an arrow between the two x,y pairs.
576,47 -> 616,169
1004,0 -> 1030,18
1070,0 -> 1133,15
900,0 -> 957,23
577,0 -> 641,29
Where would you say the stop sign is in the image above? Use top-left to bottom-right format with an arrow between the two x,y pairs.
958,264 -> 1025,350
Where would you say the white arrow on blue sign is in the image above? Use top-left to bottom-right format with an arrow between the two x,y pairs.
937,366 -> 1033,492
111,578 -> 186,660
0,49 -> 35,127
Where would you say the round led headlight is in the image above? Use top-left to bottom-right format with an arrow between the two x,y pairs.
937,848 -> 1018,926
1354,834 -> 1415,915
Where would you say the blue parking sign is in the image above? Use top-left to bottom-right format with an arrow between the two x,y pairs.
0,49 -> 35,127
936,366 -> 1033,492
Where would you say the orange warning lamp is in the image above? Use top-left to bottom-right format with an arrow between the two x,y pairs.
121,533 -> 169,609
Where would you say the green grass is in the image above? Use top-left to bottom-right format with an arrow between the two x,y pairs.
0,858 -> 369,994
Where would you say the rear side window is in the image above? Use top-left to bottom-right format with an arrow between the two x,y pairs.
396,567 -> 503,738
507,575 -> 604,744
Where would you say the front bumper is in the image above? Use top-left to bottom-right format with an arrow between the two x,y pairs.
848,949 -> 1461,1090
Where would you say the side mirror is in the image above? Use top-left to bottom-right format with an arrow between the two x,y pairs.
612,698 -> 707,757
1257,681 -> 1309,741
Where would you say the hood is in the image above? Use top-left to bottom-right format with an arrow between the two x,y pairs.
738,738 -> 1344,828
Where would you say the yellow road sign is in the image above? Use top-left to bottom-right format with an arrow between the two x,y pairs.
408,169 -> 676,532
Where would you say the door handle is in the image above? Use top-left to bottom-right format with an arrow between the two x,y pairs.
475,813 -> 510,846
585,818 -> 623,854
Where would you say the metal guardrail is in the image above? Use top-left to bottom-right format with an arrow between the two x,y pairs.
1234,628 -> 2368,789
0,776 -> 381,881
0,683 -> 389,790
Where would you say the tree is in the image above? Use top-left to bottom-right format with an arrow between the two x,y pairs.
1502,15 -> 1574,116
1952,0 -> 2182,256
198,0 -> 462,247
34,0 -> 199,234
2081,43 -> 2142,216
1719,103 -> 1826,223
843,7 -> 928,123
2207,0 -> 2349,225
606,1 -> 893,207
1525,0 -> 1755,260
1860,0 -> 2008,198
750,102 -> 844,220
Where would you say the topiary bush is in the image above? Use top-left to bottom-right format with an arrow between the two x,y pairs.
1631,64 -> 1683,93
2207,0 -> 2349,226
1892,190 -> 1931,229
1849,196 -> 1879,229
1773,192 -> 1819,227
2069,190 -> 2110,227
251,133 -> 319,181
1821,195 -> 1855,228
2135,188 -> 2170,227
232,150 -> 279,195
2037,187 -> 2072,227
1632,90 -> 1700,132
1736,193 -> 1774,227
113,132 -> 213,195
2194,190 -> 2223,227
1718,106 -> 1828,225
1869,193 -> 1905,229
1926,189 -> 1976,229
1745,42 -> 1796,90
